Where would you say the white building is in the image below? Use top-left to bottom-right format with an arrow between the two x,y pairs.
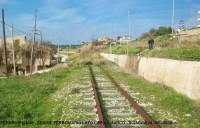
116,36 -> 131,43
0,35 -> 52,76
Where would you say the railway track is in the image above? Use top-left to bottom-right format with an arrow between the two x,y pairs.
73,65 -> 160,128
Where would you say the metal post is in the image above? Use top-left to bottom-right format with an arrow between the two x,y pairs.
110,43 -> 112,54
30,8 -> 37,75
197,11 -> 200,27
110,29 -> 112,54
128,11 -> 130,38
2,9 -> 8,77
127,11 -> 130,55
11,22 -> 16,75
57,44 -> 59,63
115,23 -> 116,43
172,0 -> 174,43
67,46 -> 69,56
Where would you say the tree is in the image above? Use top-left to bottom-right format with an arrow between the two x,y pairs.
149,28 -> 156,37
137,26 -> 173,40
23,40 -> 36,66
35,40 -> 53,69
138,32 -> 149,40
7,39 -> 26,65
156,26 -> 168,36
179,20 -> 185,30
167,27 -> 172,34
92,39 -> 104,46
0,41 -> 24,75
92,39 -> 98,46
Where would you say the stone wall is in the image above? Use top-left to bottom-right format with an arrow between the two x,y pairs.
177,28 -> 200,42
178,28 -> 200,35
177,34 -> 200,42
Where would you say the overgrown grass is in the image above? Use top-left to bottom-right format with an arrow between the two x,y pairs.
102,43 -> 140,55
142,48 -> 200,61
100,35 -> 200,61
0,65 -> 99,127
2,38 -> 199,127
155,34 -> 171,42
0,67 -> 79,127
134,37 -> 200,61
1,62 -> 200,127
102,64 -> 200,128
67,44 -> 107,66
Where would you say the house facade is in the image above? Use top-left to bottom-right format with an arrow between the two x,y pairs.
97,37 -> 114,45
116,36 -> 131,43
0,35 -> 51,76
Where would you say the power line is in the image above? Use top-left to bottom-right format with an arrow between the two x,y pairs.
0,21 -> 41,41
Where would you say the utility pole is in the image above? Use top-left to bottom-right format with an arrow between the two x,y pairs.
57,44 -> 59,63
172,0 -> 174,35
115,23 -> 116,43
172,0 -> 174,43
67,45 -> 69,56
127,11 -> 130,55
2,9 -> 8,77
11,22 -> 16,75
128,11 -> 130,38
110,29 -> 112,54
197,11 -> 200,28
30,8 -> 37,75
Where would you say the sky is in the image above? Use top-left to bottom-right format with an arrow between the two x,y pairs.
0,0 -> 200,45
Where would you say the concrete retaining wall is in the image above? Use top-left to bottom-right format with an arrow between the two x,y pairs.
101,53 -> 128,68
100,53 -> 200,100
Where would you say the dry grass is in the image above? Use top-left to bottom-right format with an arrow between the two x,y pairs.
67,53 -> 81,61
132,37 -> 200,51
67,63 -> 74,67
179,39 -> 200,49
92,58 -> 107,65
53,63 -> 67,70
157,38 -> 200,50
196,101 -> 200,115
94,45 -> 105,52
195,93 -> 200,115
77,44 -> 94,54
131,40 -> 148,48
68,44 -> 107,65
67,44 -> 108,66
77,59 -> 92,65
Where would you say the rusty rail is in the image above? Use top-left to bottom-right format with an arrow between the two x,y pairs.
99,66 -> 160,128
89,66 -> 105,128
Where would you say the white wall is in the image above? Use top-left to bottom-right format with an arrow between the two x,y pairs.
100,53 -> 200,100
138,57 -> 200,100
